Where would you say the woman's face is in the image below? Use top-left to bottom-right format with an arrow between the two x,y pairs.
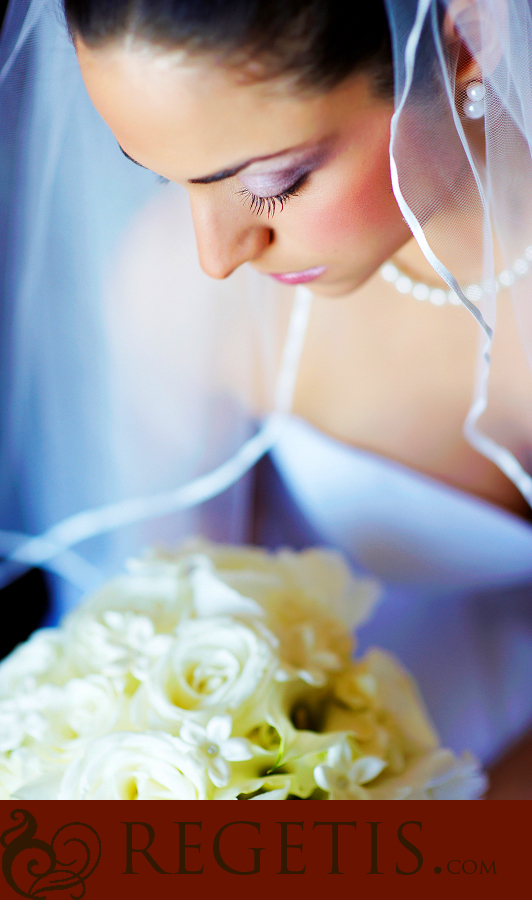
77,40 -> 412,297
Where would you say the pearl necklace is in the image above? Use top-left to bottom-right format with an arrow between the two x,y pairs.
380,247 -> 532,306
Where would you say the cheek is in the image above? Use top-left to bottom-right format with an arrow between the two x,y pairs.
291,146 -> 403,253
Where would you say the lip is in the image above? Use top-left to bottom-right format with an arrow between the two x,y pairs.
268,266 -> 326,285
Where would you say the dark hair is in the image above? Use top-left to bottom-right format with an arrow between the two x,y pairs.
63,0 -> 393,94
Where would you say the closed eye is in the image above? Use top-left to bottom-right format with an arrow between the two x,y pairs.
237,173 -> 309,218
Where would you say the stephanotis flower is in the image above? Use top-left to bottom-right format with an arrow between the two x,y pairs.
0,675 -> 123,759
64,608 -> 172,682
314,740 -> 387,800
179,715 -> 253,788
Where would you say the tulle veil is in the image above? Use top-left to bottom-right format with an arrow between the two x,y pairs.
2,0 -> 532,620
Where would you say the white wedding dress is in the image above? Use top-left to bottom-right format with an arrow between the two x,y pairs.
253,415 -> 532,765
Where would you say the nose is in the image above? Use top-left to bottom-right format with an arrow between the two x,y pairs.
189,191 -> 272,279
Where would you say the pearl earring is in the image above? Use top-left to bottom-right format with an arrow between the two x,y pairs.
463,81 -> 485,119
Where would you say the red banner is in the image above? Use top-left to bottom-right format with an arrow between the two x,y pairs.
0,801 -> 528,899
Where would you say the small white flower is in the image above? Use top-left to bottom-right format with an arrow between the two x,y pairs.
78,558 -> 186,632
179,715 -> 253,787
0,675 -> 124,762
64,610 -> 172,681
0,542 -> 487,801
314,741 -> 387,799
35,675 -> 125,762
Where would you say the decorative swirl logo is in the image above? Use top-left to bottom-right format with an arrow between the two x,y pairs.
1,809 -> 101,899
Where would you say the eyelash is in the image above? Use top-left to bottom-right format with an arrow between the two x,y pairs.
237,173 -> 309,218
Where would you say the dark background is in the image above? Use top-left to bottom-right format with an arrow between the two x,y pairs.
0,0 -> 51,659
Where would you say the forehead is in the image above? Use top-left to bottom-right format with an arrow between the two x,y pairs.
76,39 -> 380,180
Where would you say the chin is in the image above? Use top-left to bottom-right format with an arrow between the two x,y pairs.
306,274 -> 368,299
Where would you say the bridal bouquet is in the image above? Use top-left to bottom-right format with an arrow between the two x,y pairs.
0,541 -> 486,800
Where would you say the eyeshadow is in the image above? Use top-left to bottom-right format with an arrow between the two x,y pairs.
237,145 -> 329,198
238,165 -> 311,197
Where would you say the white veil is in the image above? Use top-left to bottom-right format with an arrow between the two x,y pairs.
2,0 -> 532,619
0,0 -> 311,618
386,0 -> 532,498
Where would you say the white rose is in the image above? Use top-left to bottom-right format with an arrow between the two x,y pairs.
131,616 -> 277,732
0,541 -> 486,802
57,732 -> 207,799
37,675 -> 125,762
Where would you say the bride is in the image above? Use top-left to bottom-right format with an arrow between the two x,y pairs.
1,0 -> 532,797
